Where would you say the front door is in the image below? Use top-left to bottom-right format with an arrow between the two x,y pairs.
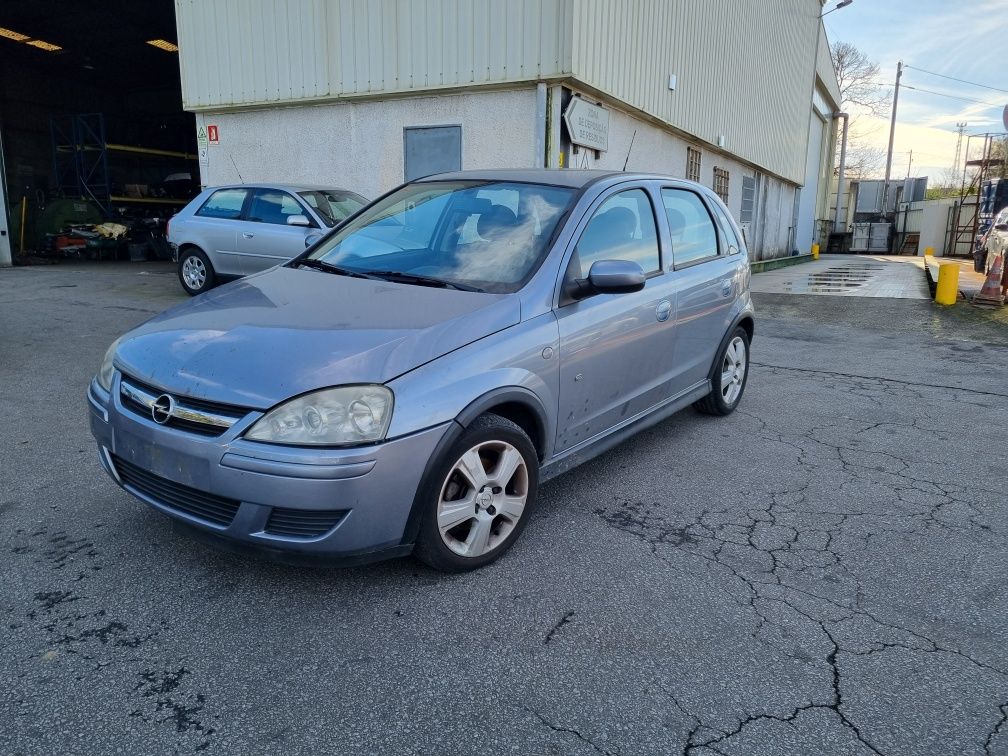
236,188 -> 314,274
554,187 -> 677,453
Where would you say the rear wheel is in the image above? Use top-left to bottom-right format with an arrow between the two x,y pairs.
695,327 -> 750,416
178,247 -> 216,296
414,414 -> 538,572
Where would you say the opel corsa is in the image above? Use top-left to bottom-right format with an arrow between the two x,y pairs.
88,170 -> 755,571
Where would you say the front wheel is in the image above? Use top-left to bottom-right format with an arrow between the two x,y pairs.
695,326 -> 750,416
178,247 -> 216,296
413,414 -> 539,572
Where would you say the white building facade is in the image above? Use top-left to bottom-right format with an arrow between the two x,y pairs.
175,0 -> 841,261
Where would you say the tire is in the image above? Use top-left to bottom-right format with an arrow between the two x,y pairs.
413,414 -> 539,572
695,326 -> 750,416
177,247 -> 216,296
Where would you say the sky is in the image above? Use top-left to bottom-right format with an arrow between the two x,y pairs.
822,0 -> 1008,182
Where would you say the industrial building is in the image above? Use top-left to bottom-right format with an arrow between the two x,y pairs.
0,0 -> 842,266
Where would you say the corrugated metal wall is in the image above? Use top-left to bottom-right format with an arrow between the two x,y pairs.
570,0 -> 824,184
175,0 -> 574,107
175,0 -> 836,185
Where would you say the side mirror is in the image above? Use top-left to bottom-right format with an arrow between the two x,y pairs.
304,232 -> 323,249
567,259 -> 646,300
287,214 -> 310,227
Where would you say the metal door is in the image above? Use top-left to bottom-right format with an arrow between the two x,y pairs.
554,186 -> 678,453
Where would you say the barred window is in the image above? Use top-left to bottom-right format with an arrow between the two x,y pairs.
686,147 -> 701,183
713,167 -> 729,204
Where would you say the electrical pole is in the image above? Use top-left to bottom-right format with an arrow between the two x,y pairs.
882,61 -> 903,215
953,122 -> 967,172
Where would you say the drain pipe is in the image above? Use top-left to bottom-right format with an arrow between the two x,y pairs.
833,111 -> 849,233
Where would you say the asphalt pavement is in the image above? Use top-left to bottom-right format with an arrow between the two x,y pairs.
1,262 -> 1007,755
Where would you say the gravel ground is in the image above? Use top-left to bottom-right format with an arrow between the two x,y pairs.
1,262 -> 1006,755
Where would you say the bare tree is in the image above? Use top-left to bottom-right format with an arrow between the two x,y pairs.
831,41 -> 890,117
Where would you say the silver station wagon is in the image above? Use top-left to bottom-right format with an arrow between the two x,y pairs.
90,169 -> 754,572
168,183 -> 367,295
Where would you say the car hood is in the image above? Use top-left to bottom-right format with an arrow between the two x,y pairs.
114,267 -> 521,409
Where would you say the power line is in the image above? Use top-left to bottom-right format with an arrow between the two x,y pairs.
899,83 -> 1002,108
903,64 -> 1008,95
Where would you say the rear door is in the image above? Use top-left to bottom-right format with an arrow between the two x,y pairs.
236,188 -> 316,274
554,185 -> 679,452
191,187 -> 248,276
661,186 -> 739,391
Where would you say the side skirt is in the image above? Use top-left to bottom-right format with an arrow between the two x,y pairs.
540,380 -> 710,484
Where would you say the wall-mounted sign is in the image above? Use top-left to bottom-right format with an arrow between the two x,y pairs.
564,98 -> 610,152
196,125 -> 209,164
207,124 -> 219,143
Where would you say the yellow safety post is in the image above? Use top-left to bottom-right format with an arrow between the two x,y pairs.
811,243 -> 820,260
935,263 -> 959,305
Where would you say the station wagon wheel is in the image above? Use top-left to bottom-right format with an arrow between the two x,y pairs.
177,247 -> 216,296
695,326 -> 750,416
414,414 -> 539,572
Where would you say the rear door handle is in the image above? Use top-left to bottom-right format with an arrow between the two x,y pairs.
242,232 -> 254,239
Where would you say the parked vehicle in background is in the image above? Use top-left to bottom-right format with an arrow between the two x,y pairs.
90,169 -> 754,572
168,183 -> 367,295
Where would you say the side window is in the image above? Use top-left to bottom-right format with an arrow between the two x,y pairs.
247,189 -> 309,225
196,188 -> 247,219
571,189 -> 660,278
710,200 -> 741,253
661,188 -> 719,267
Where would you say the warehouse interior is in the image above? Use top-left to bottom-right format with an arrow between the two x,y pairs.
0,1 -> 195,261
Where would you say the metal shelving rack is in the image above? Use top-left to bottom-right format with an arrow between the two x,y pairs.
51,112 -> 195,215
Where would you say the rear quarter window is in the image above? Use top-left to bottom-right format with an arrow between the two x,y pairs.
196,188 -> 248,220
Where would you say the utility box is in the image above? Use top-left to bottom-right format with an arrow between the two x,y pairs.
868,222 -> 890,252
851,222 -> 870,252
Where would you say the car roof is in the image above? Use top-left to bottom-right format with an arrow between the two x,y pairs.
205,183 -> 363,194
416,168 -> 712,193
417,169 -> 623,189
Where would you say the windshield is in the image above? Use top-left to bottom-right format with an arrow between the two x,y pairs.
298,190 -> 367,227
304,181 -> 576,293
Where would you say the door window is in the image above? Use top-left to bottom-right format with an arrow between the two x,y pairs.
661,188 -> 719,267
196,188 -> 248,219
247,189 -> 311,225
571,189 -> 660,278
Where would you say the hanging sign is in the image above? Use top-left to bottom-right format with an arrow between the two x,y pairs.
564,98 -> 610,152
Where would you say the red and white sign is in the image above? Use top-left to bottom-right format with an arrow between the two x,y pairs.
207,124 -> 219,143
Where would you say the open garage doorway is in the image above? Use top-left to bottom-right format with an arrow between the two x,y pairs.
0,1 -> 194,265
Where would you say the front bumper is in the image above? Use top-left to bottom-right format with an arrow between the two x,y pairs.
87,375 -> 450,563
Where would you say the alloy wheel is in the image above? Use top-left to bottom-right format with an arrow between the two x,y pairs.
182,256 -> 207,290
436,440 -> 529,558
720,336 -> 747,405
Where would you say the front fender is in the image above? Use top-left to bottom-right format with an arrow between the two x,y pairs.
385,312 -> 560,453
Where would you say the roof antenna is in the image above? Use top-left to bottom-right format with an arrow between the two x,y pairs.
622,130 -> 637,171
229,153 -> 244,183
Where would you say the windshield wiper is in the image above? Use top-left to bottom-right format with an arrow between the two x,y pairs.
366,270 -> 485,292
295,258 -> 381,280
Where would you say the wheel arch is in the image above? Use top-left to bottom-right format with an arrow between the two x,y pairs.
708,312 -> 754,382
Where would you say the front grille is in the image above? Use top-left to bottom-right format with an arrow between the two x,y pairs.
113,455 -> 241,527
265,507 -> 347,539
119,375 -> 247,437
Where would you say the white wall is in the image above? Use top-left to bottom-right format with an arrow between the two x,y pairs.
195,88 -> 539,201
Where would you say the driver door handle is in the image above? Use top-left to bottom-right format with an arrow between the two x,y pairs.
242,232 -> 255,239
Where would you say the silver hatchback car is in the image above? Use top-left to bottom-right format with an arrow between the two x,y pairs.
168,183 -> 367,295
90,170 -> 754,572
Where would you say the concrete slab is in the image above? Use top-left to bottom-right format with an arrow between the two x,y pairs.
750,254 -> 930,299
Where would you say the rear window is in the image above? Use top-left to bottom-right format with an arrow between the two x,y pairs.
196,188 -> 248,220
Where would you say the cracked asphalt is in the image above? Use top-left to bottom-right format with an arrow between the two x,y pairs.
1,262 -> 1007,755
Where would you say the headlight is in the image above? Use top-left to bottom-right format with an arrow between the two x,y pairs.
245,385 -> 393,446
96,338 -> 121,392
